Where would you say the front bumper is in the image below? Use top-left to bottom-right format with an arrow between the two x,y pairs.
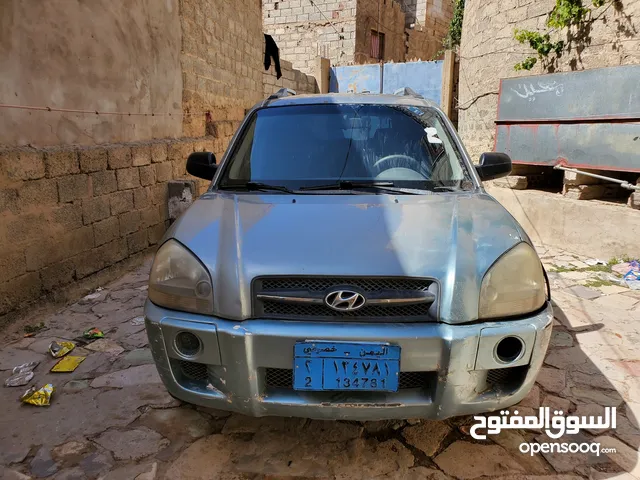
144,300 -> 553,421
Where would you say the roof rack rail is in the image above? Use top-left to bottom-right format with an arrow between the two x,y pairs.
262,87 -> 297,106
393,87 -> 423,99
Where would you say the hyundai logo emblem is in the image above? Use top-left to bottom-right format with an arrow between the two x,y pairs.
324,290 -> 366,312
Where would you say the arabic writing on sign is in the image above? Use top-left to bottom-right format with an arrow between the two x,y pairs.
470,406 -> 616,440
511,81 -> 565,102
302,345 -> 337,355
359,346 -> 388,357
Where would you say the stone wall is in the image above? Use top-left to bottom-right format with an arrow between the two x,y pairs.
458,0 -> 640,160
0,0 -> 266,319
263,60 -> 320,96
406,0 -> 453,60
0,0 -> 183,147
0,138 -> 214,317
263,0 -> 358,74
180,0 -> 265,138
355,0 -> 406,64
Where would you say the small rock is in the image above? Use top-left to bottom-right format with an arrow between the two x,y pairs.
78,452 -> 112,478
94,427 -> 168,461
84,339 -> 124,356
402,421 -> 451,457
434,442 -> 525,479
90,364 -> 161,388
63,380 -> 90,393
30,447 -> 58,478
549,331 -> 574,348
566,285 -> 601,300
536,367 -> 566,393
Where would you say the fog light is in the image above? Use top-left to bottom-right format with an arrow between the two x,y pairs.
175,332 -> 201,357
495,336 -> 524,363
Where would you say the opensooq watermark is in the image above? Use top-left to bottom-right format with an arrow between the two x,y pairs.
469,406 -> 618,456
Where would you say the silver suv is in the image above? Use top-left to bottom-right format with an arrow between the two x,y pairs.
144,89 -> 552,420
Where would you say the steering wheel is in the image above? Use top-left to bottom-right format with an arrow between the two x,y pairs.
372,155 -> 422,173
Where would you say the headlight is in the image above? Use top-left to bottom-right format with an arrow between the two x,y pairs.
148,239 -> 213,314
479,242 -> 546,319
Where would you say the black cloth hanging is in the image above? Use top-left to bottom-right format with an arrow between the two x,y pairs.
264,34 -> 282,80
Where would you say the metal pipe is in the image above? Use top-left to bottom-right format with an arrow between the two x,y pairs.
553,165 -> 640,190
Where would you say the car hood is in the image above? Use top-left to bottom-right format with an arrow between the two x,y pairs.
167,191 -> 527,324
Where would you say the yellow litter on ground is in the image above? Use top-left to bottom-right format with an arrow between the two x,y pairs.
48,341 -> 75,358
51,356 -> 86,373
21,384 -> 54,406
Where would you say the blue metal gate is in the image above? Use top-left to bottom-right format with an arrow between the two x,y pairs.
329,61 -> 444,105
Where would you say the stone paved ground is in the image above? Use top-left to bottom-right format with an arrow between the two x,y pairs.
1,246 -> 640,480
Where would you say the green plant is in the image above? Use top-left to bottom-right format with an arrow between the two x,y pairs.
513,0 -> 610,70
24,322 -> 45,334
444,0 -> 465,49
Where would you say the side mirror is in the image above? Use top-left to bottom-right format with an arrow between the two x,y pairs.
475,152 -> 512,181
186,152 -> 217,180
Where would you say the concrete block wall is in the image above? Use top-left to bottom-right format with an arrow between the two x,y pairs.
405,0 -> 453,60
0,139 -> 214,317
355,0 -> 406,64
263,0 -> 358,74
181,0 -> 265,138
264,59 -> 320,96
458,0 -> 640,160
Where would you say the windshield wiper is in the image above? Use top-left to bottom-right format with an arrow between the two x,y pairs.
218,182 -> 295,194
299,181 -> 418,195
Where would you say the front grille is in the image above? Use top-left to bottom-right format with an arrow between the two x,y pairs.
486,366 -> 528,391
254,276 -> 437,321
264,368 -> 433,390
261,278 -> 432,292
262,301 -> 430,318
179,360 -> 208,381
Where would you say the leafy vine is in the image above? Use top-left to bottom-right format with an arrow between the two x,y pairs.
513,0 -> 608,70
444,0 -> 466,49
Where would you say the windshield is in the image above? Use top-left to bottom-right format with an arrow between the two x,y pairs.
217,104 -> 473,191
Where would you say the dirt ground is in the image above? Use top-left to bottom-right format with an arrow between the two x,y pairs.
1,246 -> 639,480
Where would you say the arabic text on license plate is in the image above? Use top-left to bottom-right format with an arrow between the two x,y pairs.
292,342 -> 400,392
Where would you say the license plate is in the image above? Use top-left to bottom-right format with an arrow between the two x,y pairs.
293,341 -> 400,392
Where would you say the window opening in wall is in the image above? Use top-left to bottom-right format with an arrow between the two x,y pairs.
371,30 -> 385,60
274,2 -> 278,9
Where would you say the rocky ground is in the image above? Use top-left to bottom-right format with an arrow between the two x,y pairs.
0,246 -> 639,480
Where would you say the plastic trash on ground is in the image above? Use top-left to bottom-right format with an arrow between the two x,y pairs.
131,316 -> 145,326
4,361 -> 39,387
51,356 -> 86,373
83,327 -> 104,339
48,341 -> 75,358
21,383 -> 54,406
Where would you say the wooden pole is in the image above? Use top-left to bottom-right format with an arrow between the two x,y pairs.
441,50 -> 455,118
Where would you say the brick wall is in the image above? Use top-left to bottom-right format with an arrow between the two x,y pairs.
458,0 -> 640,160
0,138 -> 214,317
355,0 -> 406,64
264,60 -> 320,96
263,0 -> 358,74
0,0 -> 182,147
0,0 -> 267,319
405,0 -> 453,60
181,0 -> 265,138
